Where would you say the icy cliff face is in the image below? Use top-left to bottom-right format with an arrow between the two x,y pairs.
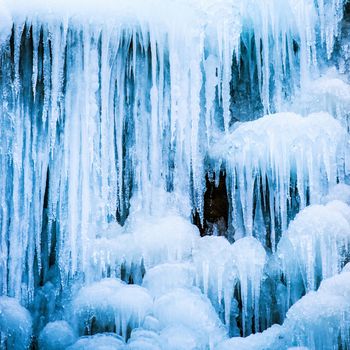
0,0 -> 350,349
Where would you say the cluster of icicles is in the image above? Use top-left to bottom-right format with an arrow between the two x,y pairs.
2,185 -> 350,349
1,0 -> 350,349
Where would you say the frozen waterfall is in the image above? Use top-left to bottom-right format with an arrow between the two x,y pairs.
0,0 -> 350,349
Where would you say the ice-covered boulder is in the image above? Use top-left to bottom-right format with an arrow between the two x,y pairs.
0,297 -> 32,349
67,333 -> 125,350
38,321 -> 76,350
73,278 -> 152,339
153,288 -> 227,348
278,202 -> 350,306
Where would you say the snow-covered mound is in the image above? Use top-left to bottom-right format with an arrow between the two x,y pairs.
38,321 -> 76,350
0,297 -> 32,349
215,324 -> 285,350
211,112 -> 348,245
67,333 -> 125,350
153,288 -> 227,348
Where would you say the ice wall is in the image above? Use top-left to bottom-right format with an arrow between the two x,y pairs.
0,0 -> 349,349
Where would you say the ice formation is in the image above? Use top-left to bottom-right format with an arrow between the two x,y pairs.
153,288 -> 227,348
0,0 -> 349,349
278,200 -> 350,308
88,214 -> 199,283
210,112 -> 348,245
73,278 -> 153,339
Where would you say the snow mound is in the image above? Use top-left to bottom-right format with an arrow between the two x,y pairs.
160,325 -> 207,350
38,321 -> 76,350
127,329 -> 162,350
215,324 -> 285,350
73,278 -> 152,339
297,73 -> 350,127
67,333 -> 124,350
153,288 -> 227,347
211,112 -> 348,245
0,297 -> 32,349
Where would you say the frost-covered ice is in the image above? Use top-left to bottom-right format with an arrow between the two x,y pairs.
0,297 -> 32,349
